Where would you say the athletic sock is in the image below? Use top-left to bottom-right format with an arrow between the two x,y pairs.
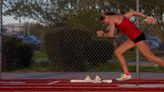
125,72 -> 130,76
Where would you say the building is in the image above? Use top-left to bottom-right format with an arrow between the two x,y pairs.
3,23 -> 31,35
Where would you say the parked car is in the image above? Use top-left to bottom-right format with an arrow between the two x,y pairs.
23,35 -> 41,45
145,35 -> 161,49
16,35 -> 42,50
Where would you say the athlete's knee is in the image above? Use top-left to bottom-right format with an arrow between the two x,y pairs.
114,48 -> 123,56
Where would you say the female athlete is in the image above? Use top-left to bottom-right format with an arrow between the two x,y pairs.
97,11 -> 164,81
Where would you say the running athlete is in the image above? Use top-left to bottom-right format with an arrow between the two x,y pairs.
97,11 -> 164,81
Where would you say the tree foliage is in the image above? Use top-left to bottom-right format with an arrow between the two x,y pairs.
2,0 -> 164,41
3,0 -> 164,23
3,0 -> 78,25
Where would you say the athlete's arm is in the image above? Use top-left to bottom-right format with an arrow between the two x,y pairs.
96,30 -> 104,37
123,11 -> 147,19
103,21 -> 115,38
124,11 -> 157,24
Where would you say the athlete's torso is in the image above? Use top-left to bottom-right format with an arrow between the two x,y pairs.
116,16 -> 142,40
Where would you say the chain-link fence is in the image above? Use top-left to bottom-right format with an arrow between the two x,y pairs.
1,0 -> 164,79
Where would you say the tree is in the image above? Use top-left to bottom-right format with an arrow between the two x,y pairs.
3,0 -> 164,21
3,0 -> 136,25
3,0 -> 164,41
3,0 -> 78,25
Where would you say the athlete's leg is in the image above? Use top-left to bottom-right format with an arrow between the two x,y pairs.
114,39 -> 135,74
136,41 -> 164,66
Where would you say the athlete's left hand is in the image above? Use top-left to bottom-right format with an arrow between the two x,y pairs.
145,16 -> 157,24
96,30 -> 104,37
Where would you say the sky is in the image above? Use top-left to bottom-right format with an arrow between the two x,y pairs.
3,16 -> 20,25
3,16 -> 35,25
3,13 -> 164,25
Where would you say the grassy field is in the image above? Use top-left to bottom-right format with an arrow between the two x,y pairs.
33,50 -> 164,59
12,61 -> 164,73
25,51 -> 164,72
33,52 -> 48,58
89,62 -> 164,73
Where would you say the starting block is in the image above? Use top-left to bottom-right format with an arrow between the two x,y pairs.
70,75 -> 112,83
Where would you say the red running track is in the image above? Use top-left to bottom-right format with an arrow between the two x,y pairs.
0,79 -> 164,91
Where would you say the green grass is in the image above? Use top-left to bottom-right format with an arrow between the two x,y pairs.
13,65 -> 164,73
32,50 -> 164,59
89,62 -> 164,73
111,51 -> 139,60
13,62 -> 58,72
32,50 -> 137,59
25,66 -> 57,72
33,52 -> 48,58
13,50 -> 164,72
11,61 -> 164,72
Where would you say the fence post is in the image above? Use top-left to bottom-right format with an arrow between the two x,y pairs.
136,0 -> 140,79
0,0 -> 3,78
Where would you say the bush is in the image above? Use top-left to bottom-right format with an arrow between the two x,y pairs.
15,43 -> 34,68
2,36 -> 21,71
45,26 -> 114,71
85,40 -> 114,66
68,9 -> 105,32
45,27 -> 92,71
68,9 -> 106,39
2,36 -> 34,71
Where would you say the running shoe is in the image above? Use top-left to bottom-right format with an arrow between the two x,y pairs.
116,74 -> 132,81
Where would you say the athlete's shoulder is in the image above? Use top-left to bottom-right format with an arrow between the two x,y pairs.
109,16 -> 118,23
123,11 -> 136,18
111,15 -> 123,24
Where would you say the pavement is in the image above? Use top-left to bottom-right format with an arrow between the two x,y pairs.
0,72 -> 164,80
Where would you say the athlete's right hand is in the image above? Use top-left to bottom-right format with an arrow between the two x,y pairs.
96,30 -> 104,37
145,16 -> 157,24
